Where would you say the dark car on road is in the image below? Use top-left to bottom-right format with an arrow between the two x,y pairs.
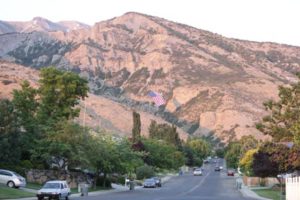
214,166 -> 221,171
143,178 -> 157,188
151,177 -> 162,187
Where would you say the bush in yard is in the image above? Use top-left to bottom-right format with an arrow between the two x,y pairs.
136,165 -> 155,180
96,176 -> 112,188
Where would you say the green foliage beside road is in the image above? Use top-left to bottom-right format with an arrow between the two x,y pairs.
183,137 -> 211,167
143,139 -> 185,169
0,186 -> 35,199
227,76 -> 300,180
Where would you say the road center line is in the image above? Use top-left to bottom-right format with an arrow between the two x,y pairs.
181,169 -> 212,196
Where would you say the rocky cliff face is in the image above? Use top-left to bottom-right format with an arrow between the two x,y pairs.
1,12 -> 300,142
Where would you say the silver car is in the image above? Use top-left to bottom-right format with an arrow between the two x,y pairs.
37,180 -> 71,200
0,169 -> 26,188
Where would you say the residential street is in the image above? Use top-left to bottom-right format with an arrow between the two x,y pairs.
74,160 -> 256,200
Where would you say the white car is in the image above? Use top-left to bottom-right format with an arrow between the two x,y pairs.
0,169 -> 26,188
37,180 -> 70,200
193,168 -> 203,176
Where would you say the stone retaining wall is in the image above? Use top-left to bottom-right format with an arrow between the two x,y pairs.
26,169 -> 89,188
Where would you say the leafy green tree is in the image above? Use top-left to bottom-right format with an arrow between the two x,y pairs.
11,67 -> 89,168
31,121 -> 91,170
0,99 -> 22,166
87,135 -> 143,188
136,165 -> 155,180
225,141 -> 242,169
143,139 -> 185,170
215,148 -> 225,158
256,74 -> 300,143
187,138 -> 211,161
132,111 -> 141,143
148,120 -> 182,149
117,139 -> 144,177
37,67 -> 88,128
86,134 -> 119,188
182,145 -> 201,166
239,135 -> 259,155
12,81 -> 39,160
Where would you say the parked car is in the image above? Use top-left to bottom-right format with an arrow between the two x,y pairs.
193,168 -> 203,176
37,180 -> 70,200
214,166 -> 221,171
203,159 -> 209,164
143,178 -> 157,188
0,169 -> 26,188
227,169 -> 235,176
151,177 -> 162,187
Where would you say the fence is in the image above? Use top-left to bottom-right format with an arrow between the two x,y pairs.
286,176 -> 300,200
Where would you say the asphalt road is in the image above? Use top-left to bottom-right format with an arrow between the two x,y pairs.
75,160 -> 255,200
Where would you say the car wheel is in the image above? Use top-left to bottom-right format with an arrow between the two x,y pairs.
7,181 -> 15,188
38,197 -> 44,200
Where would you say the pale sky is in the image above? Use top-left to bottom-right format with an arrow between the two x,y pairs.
1,0 -> 300,46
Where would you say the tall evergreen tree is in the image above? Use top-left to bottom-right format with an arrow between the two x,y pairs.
148,120 -> 182,148
132,111 -> 141,143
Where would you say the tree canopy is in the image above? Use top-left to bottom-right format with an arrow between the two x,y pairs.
256,74 -> 300,144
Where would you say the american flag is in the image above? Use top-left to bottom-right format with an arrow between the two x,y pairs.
148,91 -> 166,107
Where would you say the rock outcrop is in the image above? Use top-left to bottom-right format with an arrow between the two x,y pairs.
1,12 -> 300,142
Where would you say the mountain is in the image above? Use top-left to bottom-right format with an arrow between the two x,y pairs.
0,17 -> 90,34
1,12 -> 300,142
0,60 -> 188,140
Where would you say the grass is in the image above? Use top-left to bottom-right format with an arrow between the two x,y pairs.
253,188 -> 283,200
0,186 -> 35,199
26,182 -> 42,190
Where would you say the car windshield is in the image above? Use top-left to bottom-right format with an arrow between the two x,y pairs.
12,172 -> 23,177
43,183 -> 60,189
145,179 -> 154,183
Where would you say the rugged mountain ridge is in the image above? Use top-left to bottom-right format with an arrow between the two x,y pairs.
1,12 -> 300,142
0,17 -> 90,34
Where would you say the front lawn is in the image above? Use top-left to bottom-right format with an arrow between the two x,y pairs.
26,182 -> 42,190
0,186 -> 35,199
253,188 -> 283,200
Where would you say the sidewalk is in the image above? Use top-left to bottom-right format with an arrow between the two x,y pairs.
236,177 -> 272,200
